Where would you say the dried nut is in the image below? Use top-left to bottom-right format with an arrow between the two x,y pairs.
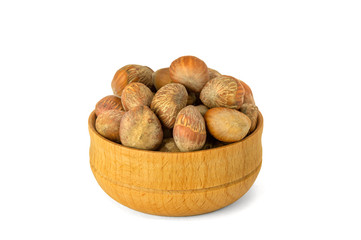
150,83 -> 188,128
159,138 -> 180,152
169,56 -> 209,93
95,110 -> 125,142
111,64 -> 154,96
195,104 -> 209,116
200,75 -> 245,109
208,68 -> 221,79
240,103 -> 259,133
239,80 -> 255,105
187,91 -> 197,105
119,106 -> 163,150
95,95 -> 123,116
121,82 -> 154,111
173,105 -> 206,152
204,107 -> 251,142
152,68 -> 172,90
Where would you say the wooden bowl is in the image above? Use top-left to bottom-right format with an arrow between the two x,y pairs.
88,110 -> 263,216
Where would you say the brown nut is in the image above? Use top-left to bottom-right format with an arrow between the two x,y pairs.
240,103 -> 258,133
150,83 -> 188,128
169,56 -> 209,93
204,107 -> 251,143
152,68 -> 172,91
121,82 -> 154,111
200,75 -> 245,109
187,91 -> 197,105
173,105 -> 206,152
111,64 -> 154,96
95,95 -> 123,116
95,110 -> 125,142
119,106 -> 163,150
239,80 -> 255,105
158,138 -> 180,152
195,104 -> 208,116
208,68 -> 221,80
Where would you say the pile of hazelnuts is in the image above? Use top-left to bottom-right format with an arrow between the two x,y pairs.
94,56 -> 259,152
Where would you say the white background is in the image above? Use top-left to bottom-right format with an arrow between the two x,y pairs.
1,0 -> 360,239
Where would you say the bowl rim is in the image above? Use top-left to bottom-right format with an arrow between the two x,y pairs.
89,109 -> 263,155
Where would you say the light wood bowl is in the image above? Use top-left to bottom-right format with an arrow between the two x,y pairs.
88,110 -> 263,216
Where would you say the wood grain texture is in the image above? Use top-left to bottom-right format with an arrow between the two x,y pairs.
88,110 -> 263,216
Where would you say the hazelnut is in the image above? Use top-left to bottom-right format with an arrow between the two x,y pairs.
195,104 -> 208,116
119,106 -> 163,150
121,82 -> 154,111
95,110 -> 125,142
239,80 -> 255,105
111,64 -> 154,96
173,105 -> 207,152
200,75 -> 245,109
240,103 -> 259,133
208,68 -> 221,79
204,107 -> 251,143
152,68 -> 172,90
150,83 -> 188,128
158,138 -> 180,152
95,95 -> 123,116
169,56 -> 209,93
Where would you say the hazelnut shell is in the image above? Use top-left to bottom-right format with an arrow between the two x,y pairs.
152,68 -> 172,91
204,107 -> 251,143
95,95 -> 123,116
119,106 -> 163,150
121,82 -> 154,111
173,105 -> 207,152
169,56 -> 209,93
95,110 -> 125,142
150,83 -> 188,128
200,75 -> 245,109
111,64 -> 154,96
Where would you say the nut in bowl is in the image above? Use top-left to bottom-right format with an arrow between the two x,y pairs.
89,110 -> 263,216
89,55 -> 263,216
